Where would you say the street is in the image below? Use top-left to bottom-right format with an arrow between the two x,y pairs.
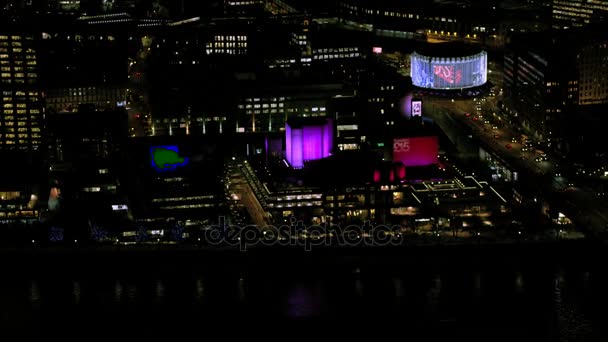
226,161 -> 270,228
428,95 -> 608,237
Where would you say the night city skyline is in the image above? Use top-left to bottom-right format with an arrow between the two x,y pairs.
1,0 -> 608,339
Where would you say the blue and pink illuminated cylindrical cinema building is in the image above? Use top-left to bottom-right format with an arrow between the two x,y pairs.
411,43 -> 487,90
286,117 -> 334,169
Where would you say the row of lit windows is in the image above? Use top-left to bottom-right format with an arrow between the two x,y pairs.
245,109 -> 326,116
0,54 -> 36,59
214,35 -> 247,42
206,49 -> 247,55
242,103 -> 286,109
159,204 -> 215,210
0,73 -> 37,78
0,36 -> 28,40
1,66 -> 36,72
553,5 -> 597,14
41,33 -> 116,42
554,0 -> 608,11
3,96 -> 38,102
0,47 -> 35,54
48,87 -> 121,96
342,3 -> 463,24
313,53 -> 360,60
0,120 -> 33,126
0,60 -> 36,66
3,91 -> 38,98
0,127 -> 40,134
208,42 -> 247,48
245,109 -> 283,114
245,105 -> 325,113
314,47 -> 358,53
0,140 -> 40,145
0,133 -> 38,138
245,97 -> 285,102
1,74 -> 36,83
152,195 -> 214,203
2,110 -> 40,115
553,10 -> 592,18
3,103 -> 34,108
227,0 -> 263,5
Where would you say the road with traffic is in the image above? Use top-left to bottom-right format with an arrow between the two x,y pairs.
226,161 -> 270,228
429,96 -> 608,238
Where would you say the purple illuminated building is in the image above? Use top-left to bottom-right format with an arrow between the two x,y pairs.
285,117 -> 334,169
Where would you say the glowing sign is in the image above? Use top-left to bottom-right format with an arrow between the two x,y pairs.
393,137 -> 439,167
433,65 -> 463,85
412,100 -> 422,117
372,47 -> 383,54
112,204 -> 129,211
150,146 -> 189,171
411,51 -> 487,89
394,139 -> 411,153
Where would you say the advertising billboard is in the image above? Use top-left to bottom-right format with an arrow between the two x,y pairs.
412,100 -> 422,117
150,145 -> 189,172
372,47 -> 383,54
393,137 -> 439,167
433,65 -> 463,86
410,51 -> 487,89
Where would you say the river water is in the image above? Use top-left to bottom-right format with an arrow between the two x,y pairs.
0,244 -> 606,340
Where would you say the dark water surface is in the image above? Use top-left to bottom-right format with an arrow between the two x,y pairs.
0,243 -> 607,340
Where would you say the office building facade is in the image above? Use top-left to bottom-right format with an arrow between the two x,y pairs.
0,33 -> 43,151
552,0 -> 608,29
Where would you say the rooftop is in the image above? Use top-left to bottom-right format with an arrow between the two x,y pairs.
414,42 -> 484,58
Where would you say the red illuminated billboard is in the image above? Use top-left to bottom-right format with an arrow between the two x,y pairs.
393,137 -> 439,167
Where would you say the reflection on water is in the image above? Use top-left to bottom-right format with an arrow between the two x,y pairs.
113,281 -> 123,302
1,264 -> 607,340
73,281 -> 81,305
515,272 -> 524,293
237,274 -> 246,301
195,277 -> 204,302
473,272 -> 482,296
155,280 -> 164,300
354,278 -> 363,297
29,281 -> 40,304
553,272 -> 593,341
286,285 -> 317,319
425,274 -> 441,316
393,278 -> 404,298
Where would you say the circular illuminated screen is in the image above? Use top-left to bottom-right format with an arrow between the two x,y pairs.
411,51 -> 487,89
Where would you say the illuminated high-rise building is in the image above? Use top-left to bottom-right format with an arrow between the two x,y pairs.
552,0 -> 608,29
504,29 -> 608,150
0,33 -> 43,151
577,41 -> 608,105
